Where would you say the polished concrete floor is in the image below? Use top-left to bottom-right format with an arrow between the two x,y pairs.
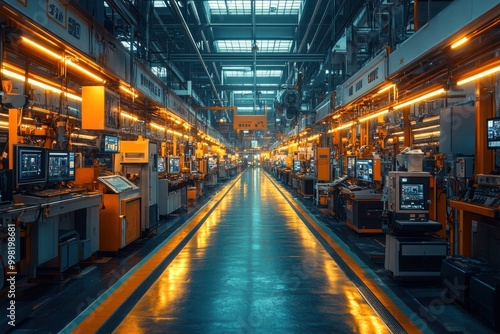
113,168 -> 388,333
1,168 -> 497,333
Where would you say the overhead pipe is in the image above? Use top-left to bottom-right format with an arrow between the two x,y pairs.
188,1 -> 227,120
169,0 -> 223,106
285,0 -> 324,86
105,0 -> 138,27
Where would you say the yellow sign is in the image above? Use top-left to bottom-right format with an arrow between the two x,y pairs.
233,115 -> 267,131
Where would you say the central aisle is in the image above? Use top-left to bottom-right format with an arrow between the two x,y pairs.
115,168 -> 388,333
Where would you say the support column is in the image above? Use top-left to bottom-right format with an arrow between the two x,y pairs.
475,77 -> 496,174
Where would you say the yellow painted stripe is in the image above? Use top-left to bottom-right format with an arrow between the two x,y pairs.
272,177 -> 423,334
69,174 -> 244,333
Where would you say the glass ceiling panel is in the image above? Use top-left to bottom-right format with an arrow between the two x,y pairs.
208,1 -> 302,15
224,70 -> 282,77
153,1 -> 167,7
216,40 -> 292,52
234,90 -> 276,95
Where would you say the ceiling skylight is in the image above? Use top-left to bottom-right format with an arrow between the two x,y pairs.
224,70 -> 283,77
216,40 -> 292,52
208,1 -> 302,15
153,1 -> 167,7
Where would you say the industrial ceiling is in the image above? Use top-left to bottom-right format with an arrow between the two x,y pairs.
100,0 -> 419,149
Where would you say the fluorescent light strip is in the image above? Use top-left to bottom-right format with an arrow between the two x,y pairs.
66,60 -> 105,83
377,84 -> 395,94
2,68 -> 82,101
412,124 -> 440,132
150,122 -> 165,131
394,89 -> 445,110
23,37 -> 104,82
120,85 -> 138,97
121,112 -> 138,121
457,66 -> 500,85
451,37 -> 468,49
414,131 -> 440,139
22,37 -> 62,59
329,121 -> 354,132
359,109 -> 389,123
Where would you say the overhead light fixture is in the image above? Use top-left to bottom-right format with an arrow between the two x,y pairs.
120,85 -> 138,98
457,65 -> 500,86
393,88 -> 445,110
377,84 -> 395,94
66,59 -> 105,83
150,122 -> 165,131
121,111 -> 138,121
329,121 -> 354,132
21,37 -> 61,59
359,109 -> 389,123
451,37 -> 468,49
2,68 -> 82,101
22,37 -> 105,83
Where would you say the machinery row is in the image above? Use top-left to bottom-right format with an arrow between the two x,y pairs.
263,1 -> 500,328
0,135 -> 243,285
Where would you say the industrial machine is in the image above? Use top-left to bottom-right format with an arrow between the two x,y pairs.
315,147 -> 330,182
97,175 -> 141,252
120,138 -> 158,236
384,171 -> 447,279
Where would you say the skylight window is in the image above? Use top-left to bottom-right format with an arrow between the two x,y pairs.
208,1 -> 302,15
216,40 -> 292,53
224,69 -> 283,77
153,1 -> 167,7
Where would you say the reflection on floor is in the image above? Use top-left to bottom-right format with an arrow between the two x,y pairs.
0,168 -> 496,333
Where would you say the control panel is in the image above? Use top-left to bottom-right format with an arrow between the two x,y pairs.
477,174 -> 500,186
455,157 -> 474,178
469,186 -> 500,207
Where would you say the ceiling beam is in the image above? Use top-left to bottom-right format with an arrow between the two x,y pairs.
169,53 -> 325,62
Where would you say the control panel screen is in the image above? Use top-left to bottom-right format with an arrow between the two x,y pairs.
400,183 -> 425,210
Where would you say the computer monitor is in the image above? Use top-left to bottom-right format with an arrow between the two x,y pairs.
347,156 -> 356,178
101,134 -> 120,153
388,171 -> 430,220
47,150 -> 76,183
487,116 -> 500,149
14,145 -> 47,187
168,157 -> 180,174
157,157 -> 166,173
356,158 -> 373,183
293,160 -> 301,173
309,159 -> 315,173
399,183 -> 426,210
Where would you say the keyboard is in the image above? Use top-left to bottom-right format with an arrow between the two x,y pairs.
27,189 -> 70,198
67,187 -> 87,194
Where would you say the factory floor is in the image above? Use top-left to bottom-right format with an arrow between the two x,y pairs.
0,168 -> 497,333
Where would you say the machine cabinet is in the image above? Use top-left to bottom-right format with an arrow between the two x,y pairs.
344,196 -> 384,233
97,175 -> 141,252
99,194 -> 141,252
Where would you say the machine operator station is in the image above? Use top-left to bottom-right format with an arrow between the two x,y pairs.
0,0 -> 500,332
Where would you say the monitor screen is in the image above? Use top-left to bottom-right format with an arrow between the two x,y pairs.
487,117 -> 500,149
158,157 -> 166,173
14,145 -> 47,187
293,160 -> 301,173
102,134 -> 119,153
47,150 -> 75,183
356,159 -> 373,183
309,159 -> 315,173
399,183 -> 426,210
97,175 -> 137,193
347,156 -> 356,178
169,157 -> 180,174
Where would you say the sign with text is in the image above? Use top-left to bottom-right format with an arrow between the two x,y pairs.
233,114 -> 267,131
